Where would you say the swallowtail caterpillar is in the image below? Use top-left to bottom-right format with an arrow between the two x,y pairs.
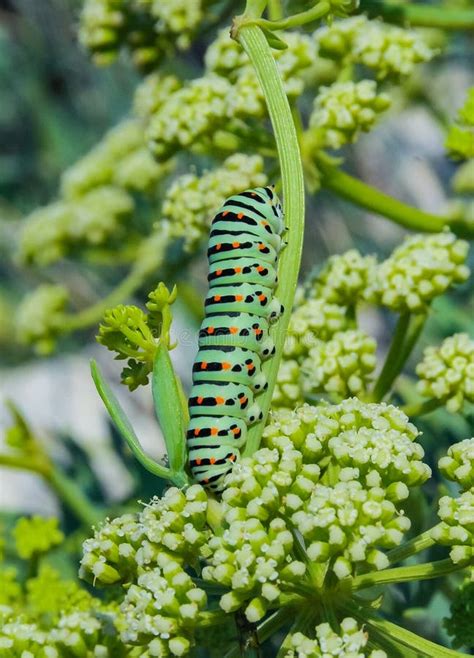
187,186 -> 285,491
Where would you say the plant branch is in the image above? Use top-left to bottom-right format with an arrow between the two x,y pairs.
371,312 -> 427,402
359,0 -> 474,30
387,527 -> 438,564
236,25 -> 305,457
317,157 -> 474,237
402,396 -> 446,418
256,1 -> 330,30
349,558 -> 463,591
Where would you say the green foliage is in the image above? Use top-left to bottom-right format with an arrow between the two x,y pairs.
446,88 -> 474,160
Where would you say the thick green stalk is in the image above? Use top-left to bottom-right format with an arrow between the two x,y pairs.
349,559 -> 463,591
317,158 -> 473,236
237,25 -> 305,457
360,0 -> 474,30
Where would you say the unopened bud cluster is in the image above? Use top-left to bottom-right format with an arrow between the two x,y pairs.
416,333 -> 474,412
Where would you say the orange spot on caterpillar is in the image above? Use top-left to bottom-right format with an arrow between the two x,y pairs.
232,241 -> 240,248
234,267 -> 242,274
201,362 -> 208,370
215,397 -> 225,405
235,294 -> 244,302
216,243 -> 222,250
214,295 -> 221,302
229,326 -> 238,334
258,294 -> 266,302
237,212 -> 244,219
240,396 -> 248,405
216,269 -> 223,276
222,210 -> 229,216
232,427 -> 240,435
246,362 -> 254,370
211,427 -> 218,436
258,243 -> 266,251
197,396 -> 204,405
195,458 -> 202,465
254,328 -> 263,335
229,454 -> 236,462
207,326 -> 215,334
261,221 -> 269,226
256,265 -> 264,272
210,457 -> 216,465
222,362 -> 231,370
194,428 -> 201,436
203,478 -> 209,484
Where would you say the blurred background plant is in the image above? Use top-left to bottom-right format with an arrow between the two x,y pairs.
0,0 -> 473,655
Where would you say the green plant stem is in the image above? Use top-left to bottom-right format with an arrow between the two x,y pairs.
236,25 -> 305,458
349,559 -> 463,591
402,397 -> 446,418
316,158 -> 473,236
267,0 -> 283,20
359,0 -> 474,30
0,453 -> 101,526
371,312 -> 410,401
48,465 -> 103,526
387,527 -> 438,564
371,312 -> 426,402
256,1 -> 330,30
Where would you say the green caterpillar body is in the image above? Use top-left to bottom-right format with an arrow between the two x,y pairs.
187,186 -> 285,492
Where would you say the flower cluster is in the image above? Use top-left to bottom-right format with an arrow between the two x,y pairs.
81,485 -> 210,586
432,489 -> 474,565
214,399 -> 427,606
162,154 -> 267,250
284,617 -> 387,658
13,516 -> 64,560
301,329 -> 377,399
439,438 -> 474,491
117,556 -> 207,657
284,299 -> 349,359
16,284 -> 69,355
416,333 -> 474,412
307,249 -> 377,306
316,16 -> 434,79
310,80 -> 391,149
79,0 -> 204,69
367,232 -> 470,312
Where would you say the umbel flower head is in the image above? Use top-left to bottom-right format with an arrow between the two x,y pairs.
203,400 -> 428,620
432,489 -> 474,565
309,80 -> 391,149
16,284 -> 70,355
301,329 -> 377,399
307,249 -> 377,306
316,15 -> 434,79
13,516 -> 64,560
439,438 -> 474,491
284,617 -> 387,657
416,333 -> 474,412
366,232 -> 470,312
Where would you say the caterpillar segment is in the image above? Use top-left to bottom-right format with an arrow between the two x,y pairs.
187,186 -> 284,491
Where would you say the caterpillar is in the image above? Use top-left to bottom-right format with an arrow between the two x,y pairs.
187,186 -> 285,492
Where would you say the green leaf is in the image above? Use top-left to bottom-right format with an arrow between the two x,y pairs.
152,343 -> 189,478
260,26 -> 288,50
90,359 -> 172,481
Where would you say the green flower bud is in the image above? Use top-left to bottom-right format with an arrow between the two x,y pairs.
307,249 -> 377,306
147,75 -> 232,158
439,439 -> 474,491
432,490 -> 474,564
273,360 -> 305,410
310,80 -> 391,149
13,517 -> 63,560
446,88 -> 474,160
301,329 -> 377,398
367,232 -> 470,312
133,74 -> 182,121
16,285 -> 69,355
416,334 -> 474,412
162,154 -> 267,250
284,299 -> 349,359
